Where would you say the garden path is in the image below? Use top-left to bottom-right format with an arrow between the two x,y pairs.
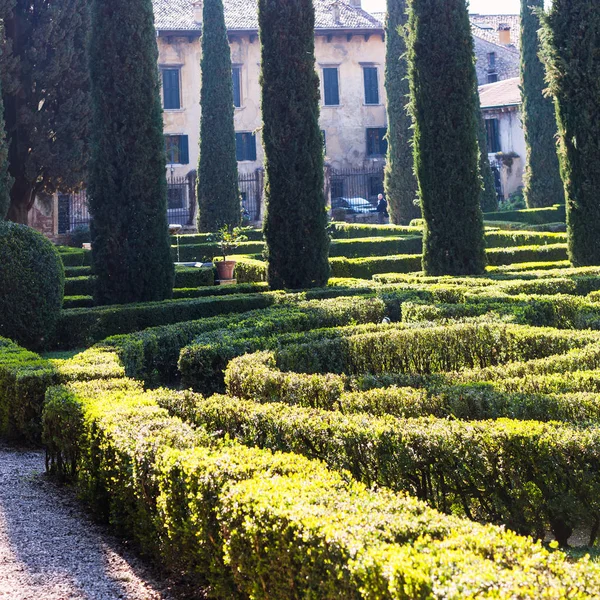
0,444 -> 177,600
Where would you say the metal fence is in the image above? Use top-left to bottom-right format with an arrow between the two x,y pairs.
329,167 -> 385,205
57,190 -> 90,234
167,174 -> 197,226
239,169 -> 263,221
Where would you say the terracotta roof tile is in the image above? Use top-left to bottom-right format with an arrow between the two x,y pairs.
479,77 -> 522,109
154,0 -> 383,32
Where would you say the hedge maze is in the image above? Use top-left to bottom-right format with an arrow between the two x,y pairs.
4,215 -> 600,597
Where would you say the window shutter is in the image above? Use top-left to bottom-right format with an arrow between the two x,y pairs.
179,135 -> 189,164
323,68 -> 339,105
248,134 -> 257,161
162,69 -> 180,110
379,128 -> 388,155
232,68 -> 241,108
364,67 -> 379,104
235,133 -> 244,161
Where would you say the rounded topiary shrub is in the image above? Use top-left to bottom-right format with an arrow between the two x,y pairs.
0,222 -> 65,349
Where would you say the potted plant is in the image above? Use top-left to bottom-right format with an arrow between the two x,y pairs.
210,225 -> 248,282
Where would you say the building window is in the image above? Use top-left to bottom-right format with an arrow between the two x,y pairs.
363,66 -> 379,105
366,127 -> 388,157
323,67 -> 340,106
236,132 -> 257,161
165,135 -> 189,164
167,187 -> 185,210
488,52 -> 496,71
487,73 -> 499,84
232,66 -> 242,108
485,119 -> 501,153
161,68 -> 181,110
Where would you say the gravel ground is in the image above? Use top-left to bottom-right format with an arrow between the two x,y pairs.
0,444 -> 184,600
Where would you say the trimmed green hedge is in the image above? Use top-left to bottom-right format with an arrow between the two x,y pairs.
57,247 -> 92,267
63,295 -> 94,309
158,388 -> 600,545
483,204 -> 566,224
226,351 -> 600,424
53,293 -> 279,349
41,378 -> 600,595
172,241 -> 265,263
170,229 -> 264,245
65,276 -> 93,297
0,338 -> 124,441
273,323 -> 596,377
328,236 -> 424,258
174,265 -> 215,288
486,244 -> 568,266
329,222 -> 422,238
178,297 -> 387,394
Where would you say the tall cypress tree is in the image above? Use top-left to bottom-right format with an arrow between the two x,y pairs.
521,0 -> 564,208
0,78 -> 12,220
259,0 -> 329,290
541,0 -> 600,266
197,0 -> 240,232
384,0 -> 419,226
408,0 -> 486,276
88,0 -> 174,304
1,0 -> 90,224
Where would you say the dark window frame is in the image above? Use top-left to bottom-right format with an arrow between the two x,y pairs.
366,127 -> 388,157
485,118 -> 501,153
363,66 -> 380,105
236,132 -> 257,162
323,67 -> 340,106
232,66 -> 242,108
165,134 -> 189,165
161,67 -> 181,110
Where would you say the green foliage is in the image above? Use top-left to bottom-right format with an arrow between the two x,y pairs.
329,222 -> 422,238
40,378 -> 600,595
329,236 -> 423,258
541,0 -> 600,266
68,225 -> 91,248
165,387 -> 600,545
54,293 -> 278,350
1,0 -> 90,224
0,76 -> 11,220
260,0 -> 330,289
197,0 -> 240,232
171,240 -> 264,262
384,0 -> 420,225
521,0 -> 564,208
87,0 -> 174,304
178,297 -> 386,394
407,0 -> 486,275
484,203 -> 566,224
0,222 -> 64,349
207,226 -> 249,261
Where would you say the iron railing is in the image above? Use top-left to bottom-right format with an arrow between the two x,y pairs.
329,167 -> 385,206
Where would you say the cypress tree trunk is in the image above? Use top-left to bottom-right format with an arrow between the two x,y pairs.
384,0 -> 420,226
0,78 -> 13,220
1,0 -> 90,224
197,0 -> 240,233
477,101 -> 499,213
408,0 -> 486,276
521,0 -> 564,208
88,0 -> 174,305
541,0 -> 600,266
259,0 -> 330,290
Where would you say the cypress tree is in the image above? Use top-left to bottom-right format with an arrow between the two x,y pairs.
408,0 -> 486,276
259,0 -> 330,290
0,78 -> 12,221
197,0 -> 240,232
383,0 -> 419,226
521,0 -> 564,208
477,103 -> 499,213
541,0 -> 600,266
87,0 -> 174,305
1,0 -> 90,224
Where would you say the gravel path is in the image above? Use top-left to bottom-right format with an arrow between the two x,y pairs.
0,444 -> 182,600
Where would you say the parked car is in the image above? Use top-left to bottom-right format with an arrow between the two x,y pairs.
331,197 -> 376,214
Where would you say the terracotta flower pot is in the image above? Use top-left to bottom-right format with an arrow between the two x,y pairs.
216,260 -> 236,281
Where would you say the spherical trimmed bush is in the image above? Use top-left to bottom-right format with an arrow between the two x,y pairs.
0,222 -> 65,349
